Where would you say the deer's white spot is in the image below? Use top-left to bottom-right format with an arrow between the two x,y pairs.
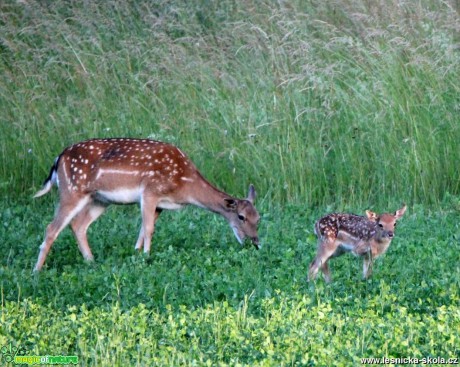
186,197 -> 205,208
157,198 -> 184,210
96,187 -> 143,204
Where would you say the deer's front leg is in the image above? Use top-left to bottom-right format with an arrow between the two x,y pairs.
135,196 -> 160,254
135,208 -> 162,252
362,253 -> 373,279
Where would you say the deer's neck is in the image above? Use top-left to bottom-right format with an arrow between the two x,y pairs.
375,236 -> 392,246
187,176 -> 234,217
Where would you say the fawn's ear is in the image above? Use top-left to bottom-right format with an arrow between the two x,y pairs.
365,210 -> 378,221
395,204 -> 407,219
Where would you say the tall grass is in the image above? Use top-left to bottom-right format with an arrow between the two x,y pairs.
1,0 -> 459,208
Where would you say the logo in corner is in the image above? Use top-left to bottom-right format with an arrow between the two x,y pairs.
1,342 -> 28,363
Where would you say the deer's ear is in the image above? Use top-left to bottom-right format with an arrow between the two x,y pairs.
224,198 -> 238,211
366,210 -> 378,221
247,184 -> 256,204
395,204 -> 407,219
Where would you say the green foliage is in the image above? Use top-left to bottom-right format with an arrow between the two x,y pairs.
1,0 -> 459,207
1,200 -> 459,365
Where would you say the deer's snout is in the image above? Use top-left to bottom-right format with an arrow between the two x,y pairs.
252,237 -> 260,250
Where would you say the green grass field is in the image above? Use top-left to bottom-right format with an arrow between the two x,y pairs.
1,0 -> 459,365
1,200 -> 459,365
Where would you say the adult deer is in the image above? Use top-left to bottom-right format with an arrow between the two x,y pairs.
33,138 -> 260,271
308,205 -> 406,283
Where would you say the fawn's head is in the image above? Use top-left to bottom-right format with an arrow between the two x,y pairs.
366,204 -> 407,239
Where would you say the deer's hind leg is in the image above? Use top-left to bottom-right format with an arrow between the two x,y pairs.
320,261 -> 332,283
308,238 -> 339,283
34,194 -> 91,271
70,201 -> 107,262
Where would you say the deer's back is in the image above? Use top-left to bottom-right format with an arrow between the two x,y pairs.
56,138 -> 198,196
315,213 -> 378,240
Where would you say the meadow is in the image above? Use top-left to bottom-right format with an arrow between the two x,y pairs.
1,199 -> 459,366
1,0 -> 459,365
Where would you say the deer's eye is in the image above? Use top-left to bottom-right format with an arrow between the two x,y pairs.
238,214 -> 246,221
378,223 -> 384,228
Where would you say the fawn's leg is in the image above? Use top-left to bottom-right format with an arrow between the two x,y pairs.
321,261 -> 332,283
362,252 -> 373,279
308,238 -> 338,282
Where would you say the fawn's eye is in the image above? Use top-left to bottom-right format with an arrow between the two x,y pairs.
378,223 -> 384,228
238,214 -> 246,221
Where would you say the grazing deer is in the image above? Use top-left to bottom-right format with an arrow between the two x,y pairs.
308,205 -> 406,282
33,138 -> 260,271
